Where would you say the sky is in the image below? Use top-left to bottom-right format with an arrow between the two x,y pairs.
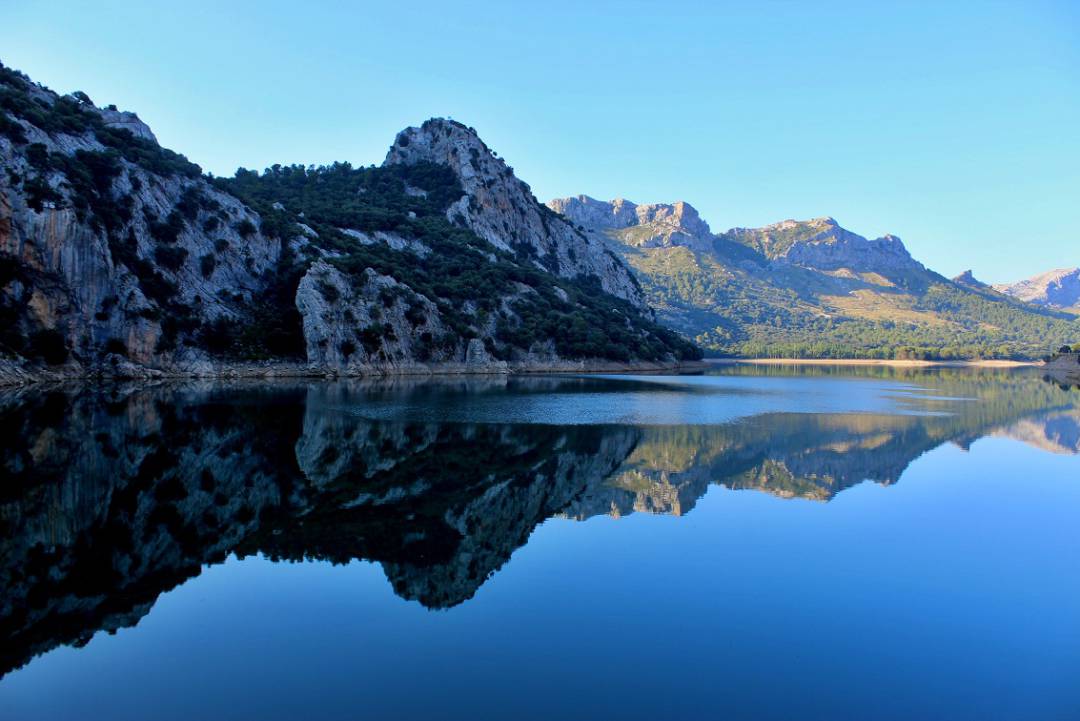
1,0 -> 1077,282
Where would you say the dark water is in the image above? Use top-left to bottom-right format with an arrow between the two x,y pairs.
2,366 -> 1079,720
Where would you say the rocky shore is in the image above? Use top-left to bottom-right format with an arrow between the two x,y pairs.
1045,352 -> 1080,377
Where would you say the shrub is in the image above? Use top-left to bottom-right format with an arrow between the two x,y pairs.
359,325 -> 385,353
103,338 -> 127,356
0,114 -> 27,144
27,329 -> 68,365
317,280 -> 340,304
26,142 -> 50,169
404,301 -> 427,326
175,186 -> 204,220
0,256 -> 22,287
198,317 -> 237,355
235,219 -> 257,238
23,176 -> 62,212
199,253 -> 216,278
259,209 -> 296,239
149,210 -> 186,244
154,245 -> 188,271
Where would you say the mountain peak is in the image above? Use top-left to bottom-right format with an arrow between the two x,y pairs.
748,216 -> 840,237
994,267 -> 1080,309
384,120 -> 647,308
953,270 -> 988,288
547,196 -> 713,250
97,106 -> 157,144
385,118 -> 494,175
723,217 -> 917,272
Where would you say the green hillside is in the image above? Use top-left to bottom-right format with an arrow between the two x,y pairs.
550,199 -> 1077,360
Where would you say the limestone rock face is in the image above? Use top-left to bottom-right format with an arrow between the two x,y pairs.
296,262 -> 452,370
780,231 -> 919,274
550,199 -> 924,277
549,195 -> 714,252
994,268 -> 1080,309
384,119 -> 647,310
0,77 -> 282,371
723,216 -> 924,274
97,107 -> 158,143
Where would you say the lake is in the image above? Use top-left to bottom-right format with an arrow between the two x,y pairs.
2,366 -> 1079,720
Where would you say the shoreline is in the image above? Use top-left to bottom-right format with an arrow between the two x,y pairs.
1,354 -> 1063,387
0,358 -> 712,387
706,358 -> 1040,369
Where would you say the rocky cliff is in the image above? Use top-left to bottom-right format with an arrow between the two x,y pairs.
0,64 -> 698,382
385,122 -> 645,308
721,216 -> 925,275
548,195 -> 715,252
0,66 -> 284,376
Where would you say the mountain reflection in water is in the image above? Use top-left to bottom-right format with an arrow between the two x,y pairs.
1,368 -> 1078,678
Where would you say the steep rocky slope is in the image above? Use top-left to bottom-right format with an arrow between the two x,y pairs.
0,64 -> 698,382
0,66 -> 284,374
549,195 -> 1078,359
994,267 -> 1080,311
385,122 -> 645,307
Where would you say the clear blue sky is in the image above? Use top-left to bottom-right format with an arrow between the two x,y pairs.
2,0 -> 1077,282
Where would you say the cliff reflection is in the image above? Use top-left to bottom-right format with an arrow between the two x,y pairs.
1,371 -> 1077,676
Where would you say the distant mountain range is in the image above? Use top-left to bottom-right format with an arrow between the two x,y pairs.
993,268 -> 1080,311
549,195 -> 1077,359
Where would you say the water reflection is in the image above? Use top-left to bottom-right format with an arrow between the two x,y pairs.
1,370 -> 1077,678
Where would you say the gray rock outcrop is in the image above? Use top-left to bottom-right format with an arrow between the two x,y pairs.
722,216 -> 925,274
385,120 -> 647,310
296,261 -> 452,370
549,195 -> 715,252
0,77 -> 283,371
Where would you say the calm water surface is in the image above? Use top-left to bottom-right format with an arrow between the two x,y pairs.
2,366 -> 1079,720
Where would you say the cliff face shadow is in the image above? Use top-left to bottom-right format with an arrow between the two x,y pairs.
1,372 -> 1077,677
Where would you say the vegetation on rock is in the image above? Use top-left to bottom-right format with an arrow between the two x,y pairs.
220,163 -> 700,363
1,60 -> 699,370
